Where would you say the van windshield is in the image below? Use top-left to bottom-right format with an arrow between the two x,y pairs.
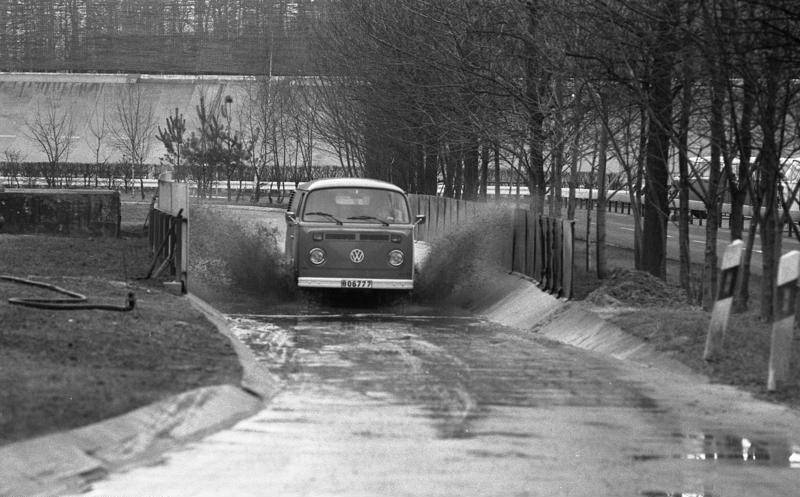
302,187 -> 410,224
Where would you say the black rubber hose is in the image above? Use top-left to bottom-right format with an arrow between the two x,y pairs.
1,275 -> 136,311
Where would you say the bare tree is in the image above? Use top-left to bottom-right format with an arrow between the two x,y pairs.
111,84 -> 157,198
242,76 -> 279,203
2,148 -> 27,188
24,100 -> 76,188
85,98 -> 114,188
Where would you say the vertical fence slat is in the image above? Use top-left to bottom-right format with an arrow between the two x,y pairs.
508,209 -> 517,273
525,210 -> 535,277
554,220 -> 563,296
425,196 -> 431,241
542,217 -> 553,292
562,219 -> 575,299
407,194 -> 576,299
535,215 -> 545,285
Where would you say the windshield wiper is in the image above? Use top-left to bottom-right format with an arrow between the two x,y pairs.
347,215 -> 390,226
305,211 -> 343,225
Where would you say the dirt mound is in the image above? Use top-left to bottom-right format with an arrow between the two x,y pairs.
585,268 -> 689,308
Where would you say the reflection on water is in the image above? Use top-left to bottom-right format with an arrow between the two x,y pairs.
684,432 -> 800,469
634,432 -> 800,469
640,492 -> 711,497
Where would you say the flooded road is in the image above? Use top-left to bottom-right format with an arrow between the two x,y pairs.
81,312 -> 800,496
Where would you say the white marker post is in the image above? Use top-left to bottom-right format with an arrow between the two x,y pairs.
767,250 -> 800,392
703,239 -> 744,361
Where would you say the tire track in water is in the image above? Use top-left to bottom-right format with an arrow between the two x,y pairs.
228,314 -> 481,438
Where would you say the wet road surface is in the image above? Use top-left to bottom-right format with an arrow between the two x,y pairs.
80,313 -> 800,496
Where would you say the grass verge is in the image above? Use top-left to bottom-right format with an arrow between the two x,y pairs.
571,241 -> 800,409
0,201 -> 242,447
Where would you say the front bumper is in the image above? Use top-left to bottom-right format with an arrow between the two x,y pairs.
297,277 -> 413,290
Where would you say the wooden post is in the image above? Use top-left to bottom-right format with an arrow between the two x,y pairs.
512,209 -> 525,273
703,239 -> 744,361
436,197 -> 442,234
554,220 -> 563,295
767,250 -> 800,392
525,211 -> 536,277
426,196 -> 432,241
509,210 -> 517,273
562,219 -> 575,299
535,215 -> 545,283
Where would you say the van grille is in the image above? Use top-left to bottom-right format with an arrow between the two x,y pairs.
325,233 -> 356,240
359,233 -> 390,241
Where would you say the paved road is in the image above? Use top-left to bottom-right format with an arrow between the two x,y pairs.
78,313 -> 800,497
571,209 -> 800,275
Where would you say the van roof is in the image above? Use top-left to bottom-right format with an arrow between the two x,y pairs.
298,178 -> 406,194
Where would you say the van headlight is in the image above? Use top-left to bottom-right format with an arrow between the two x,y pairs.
388,249 -> 404,267
309,248 -> 326,265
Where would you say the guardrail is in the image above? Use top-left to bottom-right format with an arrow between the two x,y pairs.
6,175 -> 800,221
409,194 -> 574,299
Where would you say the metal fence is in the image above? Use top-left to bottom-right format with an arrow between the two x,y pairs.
147,176 -> 189,293
408,194 -> 574,299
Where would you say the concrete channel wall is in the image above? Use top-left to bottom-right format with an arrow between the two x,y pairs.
471,271 -> 698,377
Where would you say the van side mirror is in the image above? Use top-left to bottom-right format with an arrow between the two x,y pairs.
285,211 -> 297,224
415,214 -> 426,225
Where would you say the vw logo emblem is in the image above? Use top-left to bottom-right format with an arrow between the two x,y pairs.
350,249 -> 365,264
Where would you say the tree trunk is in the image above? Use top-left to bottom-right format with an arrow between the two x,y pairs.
702,59 -> 725,309
494,141 -> 501,200
759,137 -> 780,321
463,138 -> 480,201
641,19 -> 674,279
596,115 -> 608,279
525,0 -> 546,215
729,68 -> 756,243
453,147 -> 464,200
424,141 -> 439,196
442,144 -> 454,198
550,135 -> 564,218
567,101 -> 584,221
480,143 -> 489,201
633,102 -> 648,270
677,64 -> 693,300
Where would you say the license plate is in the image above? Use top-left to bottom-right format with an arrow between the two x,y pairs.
341,279 -> 373,289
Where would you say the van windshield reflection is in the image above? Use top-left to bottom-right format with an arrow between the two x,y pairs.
302,187 -> 410,224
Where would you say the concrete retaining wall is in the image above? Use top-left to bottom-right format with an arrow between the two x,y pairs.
0,189 -> 120,237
